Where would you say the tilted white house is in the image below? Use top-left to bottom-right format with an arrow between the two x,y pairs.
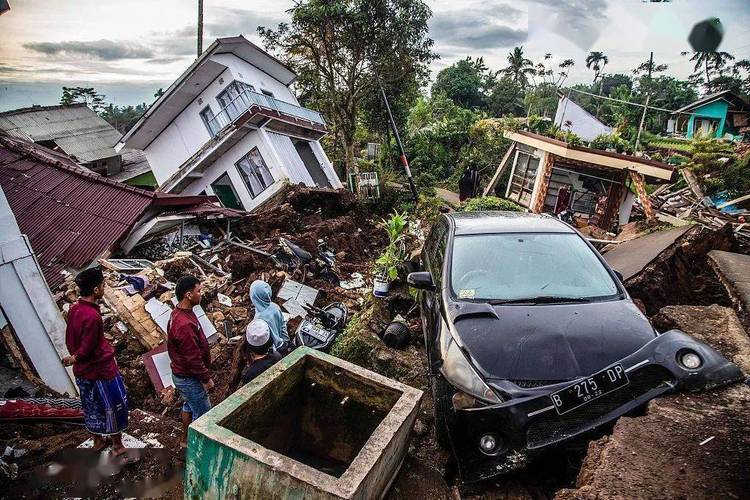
116,36 -> 342,211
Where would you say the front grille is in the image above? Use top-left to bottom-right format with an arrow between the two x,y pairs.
526,365 -> 672,449
510,379 -> 569,388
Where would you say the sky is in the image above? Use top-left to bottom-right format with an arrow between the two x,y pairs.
1,0 -> 749,111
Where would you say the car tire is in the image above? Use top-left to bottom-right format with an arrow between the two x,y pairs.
431,372 -> 454,449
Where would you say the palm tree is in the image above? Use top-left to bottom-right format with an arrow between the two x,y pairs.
689,51 -> 735,85
585,51 -> 609,90
503,46 -> 536,87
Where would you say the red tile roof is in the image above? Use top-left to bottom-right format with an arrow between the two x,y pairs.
0,134 -> 235,289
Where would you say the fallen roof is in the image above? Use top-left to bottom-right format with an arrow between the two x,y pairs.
118,35 -> 297,151
0,103 -> 122,163
0,134 -> 235,289
109,149 -> 153,183
672,90 -> 750,115
505,130 -> 676,182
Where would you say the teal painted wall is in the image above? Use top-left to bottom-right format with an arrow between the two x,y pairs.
686,100 -> 729,138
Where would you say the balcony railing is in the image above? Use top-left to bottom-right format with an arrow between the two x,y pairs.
206,90 -> 326,136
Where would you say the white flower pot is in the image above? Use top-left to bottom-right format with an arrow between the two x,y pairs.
373,277 -> 390,297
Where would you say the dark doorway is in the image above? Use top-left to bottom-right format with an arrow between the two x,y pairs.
293,140 -> 331,188
211,172 -> 242,209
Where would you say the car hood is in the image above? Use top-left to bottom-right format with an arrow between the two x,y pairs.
450,299 -> 656,381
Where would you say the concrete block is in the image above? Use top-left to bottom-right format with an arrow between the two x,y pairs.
185,347 -> 423,499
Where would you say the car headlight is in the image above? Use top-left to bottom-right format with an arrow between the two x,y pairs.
440,335 -> 501,404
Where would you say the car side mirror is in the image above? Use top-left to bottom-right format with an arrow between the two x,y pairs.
407,271 -> 436,291
614,270 -> 624,282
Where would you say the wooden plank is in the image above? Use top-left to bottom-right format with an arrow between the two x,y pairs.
680,168 -> 705,200
483,144 -> 516,196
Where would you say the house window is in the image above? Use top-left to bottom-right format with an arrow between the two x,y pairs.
261,89 -> 274,97
210,172 -> 242,209
236,147 -> 274,198
200,106 -> 220,136
217,81 -> 254,121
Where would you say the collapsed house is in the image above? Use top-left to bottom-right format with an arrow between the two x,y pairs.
668,90 -> 750,140
484,130 -> 676,231
0,103 -> 155,187
0,133 -> 242,394
115,35 -> 342,211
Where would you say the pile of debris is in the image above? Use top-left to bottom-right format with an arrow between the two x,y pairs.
632,169 -> 750,246
0,185 -> 405,497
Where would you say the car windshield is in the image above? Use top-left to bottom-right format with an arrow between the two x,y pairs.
450,233 -> 618,302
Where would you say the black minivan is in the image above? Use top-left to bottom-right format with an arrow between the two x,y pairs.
408,211 -> 742,482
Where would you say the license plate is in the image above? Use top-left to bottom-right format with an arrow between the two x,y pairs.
550,364 -> 629,415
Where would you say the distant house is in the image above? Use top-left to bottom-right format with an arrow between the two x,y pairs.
670,90 -> 750,139
553,94 -> 612,142
116,36 -> 342,212
485,130 -> 676,231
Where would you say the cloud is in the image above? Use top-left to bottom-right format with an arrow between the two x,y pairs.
528,0 -> 608,50
23,39 -> 154,60
145,57 -> 188,65
430,6 -> 528,50
204,8 -> 287,37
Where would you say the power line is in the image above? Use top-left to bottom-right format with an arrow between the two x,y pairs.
567,87 -> 698,115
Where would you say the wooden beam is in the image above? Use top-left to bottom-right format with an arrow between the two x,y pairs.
680,168 -> 704,199
483,144 -> 516,197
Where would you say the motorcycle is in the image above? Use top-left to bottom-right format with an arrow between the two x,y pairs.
272,237 -> 338,282
294,302 -> 348,352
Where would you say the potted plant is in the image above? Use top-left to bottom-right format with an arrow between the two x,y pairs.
373,211 -> 408,297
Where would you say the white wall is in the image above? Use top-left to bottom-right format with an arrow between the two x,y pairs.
554,96 -> 612,142
211,53 -> 300,105
0,187 -> 77,396
181,129 -> 289,211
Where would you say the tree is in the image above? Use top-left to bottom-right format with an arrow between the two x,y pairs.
585,51 -> 609,90
431,57 -> 490,109
60,87 -> 105,112
100,103 -> 148,134
686,51 -> 735,88
259,0 -> 436,175
600,73 -> 632,96
502,46 -> 535,87
154,88 -> 165,99
486,76 -> 524,117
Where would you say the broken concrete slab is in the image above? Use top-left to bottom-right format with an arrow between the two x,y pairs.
555,384 -> 750,500
708,250 -> 750,327
185,347 -> 423,499
617,224 -> 735,316
652,305 -> 750,374
602,224 -> 693,280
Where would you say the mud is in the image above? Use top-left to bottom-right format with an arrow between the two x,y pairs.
625,224 -> 736,316
556,384 -> 750,500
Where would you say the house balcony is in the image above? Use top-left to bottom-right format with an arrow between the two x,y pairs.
206,90 -> 327,140
161,91 -> 328,193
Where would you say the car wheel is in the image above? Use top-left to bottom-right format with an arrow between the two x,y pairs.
431,372 -> 454,449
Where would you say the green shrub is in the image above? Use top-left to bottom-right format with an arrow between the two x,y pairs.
460,196 -> 524,212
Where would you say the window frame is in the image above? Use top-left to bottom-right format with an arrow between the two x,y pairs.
199,106 -> 219,136
235,147 -> 275,199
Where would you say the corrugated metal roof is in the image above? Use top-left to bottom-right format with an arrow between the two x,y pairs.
0,135 -> 155,289
0,104 -> 123,163
0,135 -> 243,289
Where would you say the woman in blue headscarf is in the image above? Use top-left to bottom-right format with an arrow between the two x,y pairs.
250,280 -> 289,353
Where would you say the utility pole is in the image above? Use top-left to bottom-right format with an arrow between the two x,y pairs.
634,51 -> 653,154
379,81 -> 418,204
197,0 -> 204,58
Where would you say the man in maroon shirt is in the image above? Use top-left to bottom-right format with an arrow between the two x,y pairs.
63,268 -> 131,460
168,276 -> 213,448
